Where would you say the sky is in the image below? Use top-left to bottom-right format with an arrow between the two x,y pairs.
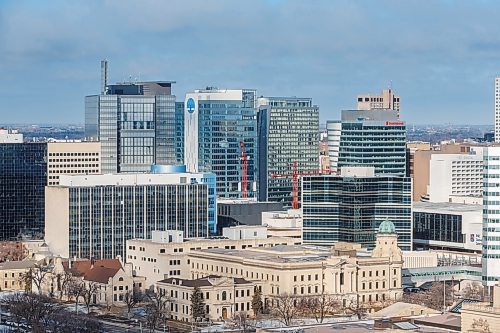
0,0 -> 499,125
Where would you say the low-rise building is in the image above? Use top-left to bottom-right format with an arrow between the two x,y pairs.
413,202 -> 482,253
126,229 -> 299,288
462,282 -> 500,332
262,209 -> 302,240
157,275 -> 256,322
0,260 -> 38,291
188,220 -> 403,308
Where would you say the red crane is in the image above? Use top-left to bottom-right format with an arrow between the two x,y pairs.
271,161 -> 321,209
240,141 -> 248,199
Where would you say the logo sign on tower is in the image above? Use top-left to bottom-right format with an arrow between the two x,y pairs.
186,98 -> 195,114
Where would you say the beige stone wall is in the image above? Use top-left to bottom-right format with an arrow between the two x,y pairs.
462,304 -> 500,333
0,268 -> 27,291
44,187 -> 70,258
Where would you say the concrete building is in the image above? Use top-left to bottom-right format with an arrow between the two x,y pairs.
126,229 -> 299,288
188,220 -> 403,307
495,77 -> 500,142
85,74 -> 180,173
157,276 -> 255,322
0,128 -> 23,143
337,109 -> 407,176
184,88 -> 257,198
262,209 -> 302,240
47,141 -> 101,186
302,167 -> 412,251
427,152 -> 483,203
413,202 -> 482,252
216,199 -> 284,234
45,173 -> 213,260
326,121 -> 341,174
256,97 -> 319,205
357,88 -> 400,116
0,142 -> 47,240
483,146 -> 500,287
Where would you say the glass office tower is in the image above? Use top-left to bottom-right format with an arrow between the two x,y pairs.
337,109 -> 407,176
257,97 -> 319,205
184,88 -> 257,198
302,171 -> 412,251
0,142 -> 47,240
85,81 -> 179,173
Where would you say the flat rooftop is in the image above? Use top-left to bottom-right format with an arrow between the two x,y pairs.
56,173 -> 207,187
413,201 -> 482,213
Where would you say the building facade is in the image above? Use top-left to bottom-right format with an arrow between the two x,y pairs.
0,128 -> 23,143
126,229 -> 298,288
326,121 -> 341,174
188,221 -> 403,308
483,146 -> 500,287
337,110 -> 407,176
495,77 -> 500,143
301,168 -> 412,250
413,202 -> 482,252
157,276 -> 255,322
357,88 -> 400,117
47,141 -> 101,186
45,173 -> 212,260
256,97 -> 319,204
85,81 -> 179,173
0,142 -> 47,240
184,88 -> 257,198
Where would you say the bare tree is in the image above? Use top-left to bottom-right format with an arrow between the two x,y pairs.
270,293 -> 301,327
403,282 -> 453,311
0,241 -> 27,262
67,278 -> 86,313
299,294 -> 342,323
143,287 -> 170,332
20,263 -> 50,294
462,282 -> 484,301
55,270 -> 74,300
347,298 -> 370,320
81,281 -> 99,314
124,289 -> 143,318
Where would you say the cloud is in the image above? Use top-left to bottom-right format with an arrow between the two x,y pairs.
0,0 -> 499,124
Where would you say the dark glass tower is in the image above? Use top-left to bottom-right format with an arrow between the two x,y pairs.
0,143 -> 47,240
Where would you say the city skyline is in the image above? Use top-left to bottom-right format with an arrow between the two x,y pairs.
1,1 -> 500,124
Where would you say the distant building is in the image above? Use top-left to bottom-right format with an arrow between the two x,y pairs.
85,79 -> 180,173
302,167 -> 412,250
336,109 -> 407,176
0,260 -> 39,291
0,128 -> 23,143
462,281 -> 500,332
45,173 -> 213,260
47,141 -> 101,186
413,202 -> 482,253
216,199 -> 284,234
357,88 -> 400,116
184,88 -> 257,198
326,121 -> 341,173
257,97 -> 319,204
0,142 -> 47,240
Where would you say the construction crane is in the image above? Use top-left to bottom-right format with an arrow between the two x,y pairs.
271,161 -> 321,209
240,141 -> 248,199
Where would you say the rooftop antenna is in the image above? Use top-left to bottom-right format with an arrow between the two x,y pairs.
101,59 -> 108,95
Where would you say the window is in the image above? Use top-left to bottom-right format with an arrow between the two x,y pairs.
222,291 -> 227,301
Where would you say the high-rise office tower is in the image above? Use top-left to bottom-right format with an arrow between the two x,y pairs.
495,78 -> 500,142
336,109 -> 407,176
175,102 -> 185,165
184,88 -> 257,198
45,172 -> 214,259
482,147 -> 500,288
357,88 -> 400,117
0,141 -> 47,240
326,121 -> 341,174
302,167 -> 412,251
85,63 -> 179,173
257,97 -> 319,204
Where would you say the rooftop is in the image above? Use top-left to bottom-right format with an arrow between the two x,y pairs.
0,260 -> 39,270
63,259 -> 123,283
158,275 -> 252,288
413,201 -> 482,213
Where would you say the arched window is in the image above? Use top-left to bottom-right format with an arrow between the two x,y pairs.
118,277 -> 124,282
222,291 -> 227,301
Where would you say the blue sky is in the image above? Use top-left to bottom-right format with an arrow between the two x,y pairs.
0,0 -> 499,124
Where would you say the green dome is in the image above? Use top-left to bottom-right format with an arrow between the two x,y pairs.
378,219 -> 396,234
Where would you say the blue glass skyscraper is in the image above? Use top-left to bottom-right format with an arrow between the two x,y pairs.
184,88 -> 257,198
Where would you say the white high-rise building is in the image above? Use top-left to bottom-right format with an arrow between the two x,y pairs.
326,120 -> 341,174
482,147 -> 500,287
495,78 -> 500,142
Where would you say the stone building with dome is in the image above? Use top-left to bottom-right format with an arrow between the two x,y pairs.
165,220 -> 404,315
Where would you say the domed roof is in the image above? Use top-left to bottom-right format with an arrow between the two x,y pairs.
378,219 -> 396,234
